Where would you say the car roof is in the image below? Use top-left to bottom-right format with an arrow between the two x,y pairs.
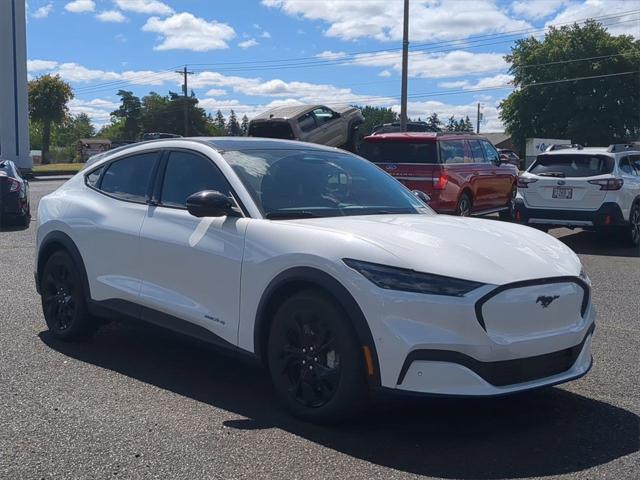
540,147 -> 611,155
251,104 -> 322,121
364,132 -> 484,142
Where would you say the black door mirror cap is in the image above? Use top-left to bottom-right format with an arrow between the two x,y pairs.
186,190 -> 239,218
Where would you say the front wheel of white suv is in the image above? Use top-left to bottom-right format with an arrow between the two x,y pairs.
266,290 -> 369,423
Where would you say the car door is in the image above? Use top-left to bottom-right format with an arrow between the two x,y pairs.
479,139 -> 514,208
137,149 -> 249,345
465,139 -> 494,210
78,151 -> 160,303
311,107 -> 344,147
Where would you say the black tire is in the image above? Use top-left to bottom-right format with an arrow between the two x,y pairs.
266,290 -> 368,423
627,202 -> 640,248
499,188 -> 516,222
456,193 -> 472,217
40,250 -> 98,341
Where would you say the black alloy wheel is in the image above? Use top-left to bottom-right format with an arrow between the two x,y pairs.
629,203 -> 640,247
499,188 -> 517,221
267,290 -> 368,422
41,251 -> 97,341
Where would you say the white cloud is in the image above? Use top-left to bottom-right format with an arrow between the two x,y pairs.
439,74 -> 513,90
545,1 -> 640,38
33,3 -> 53,18
315,50 -> 347,59
142,13 -> 236,51
68,98 -> 120,126
238,38 -> 259,49
27,59 -> 59,71
113,0 -> 173,16
96,10 -> 127,23
64,0 -> 95,13
205,89 -> 227,97
352,50 -> 508,79
511,0 -> 568,20
260,31 -> 272,38
263,0 -> 531,41
378,70 -> 392,77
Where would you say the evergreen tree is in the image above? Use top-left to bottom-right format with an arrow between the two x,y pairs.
426,112 -> 442,132
214,110 -> 226,131
240,115 -> 249,136
227,110 -> 241,136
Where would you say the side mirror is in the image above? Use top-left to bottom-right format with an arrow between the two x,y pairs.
186,190 -> 237,218
412,190 -> 431,204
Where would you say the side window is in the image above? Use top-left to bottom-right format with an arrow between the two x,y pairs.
619,156 -> 634,175
481,140 -> 499,163
86,166 -> 104,187
439,140 -> 466,164
160,151 -> 232,208
313,107 -> 336,126
298,113 -> 317,133
468,140 -> 487,163
100,153 -> 157,202
631,155 -> 640,176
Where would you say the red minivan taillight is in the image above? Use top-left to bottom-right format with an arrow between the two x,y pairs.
432,169 -> 448,190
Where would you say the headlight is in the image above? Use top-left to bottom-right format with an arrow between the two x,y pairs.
343,259 -> 485,297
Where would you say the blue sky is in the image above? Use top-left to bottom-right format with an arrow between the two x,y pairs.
26,0 -> 640,131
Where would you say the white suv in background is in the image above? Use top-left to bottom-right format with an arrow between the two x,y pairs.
516,144 -> 640,247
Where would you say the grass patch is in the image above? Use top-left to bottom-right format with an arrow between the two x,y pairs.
33,163 -> 84,174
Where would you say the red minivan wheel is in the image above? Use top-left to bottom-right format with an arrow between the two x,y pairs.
456,193 -> 472,217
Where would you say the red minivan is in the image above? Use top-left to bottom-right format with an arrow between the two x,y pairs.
360,132 -> 518,218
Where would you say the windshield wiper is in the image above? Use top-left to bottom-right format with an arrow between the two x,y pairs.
265,210 -> 323,220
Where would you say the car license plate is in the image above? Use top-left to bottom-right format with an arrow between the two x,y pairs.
552,187 -> 573,199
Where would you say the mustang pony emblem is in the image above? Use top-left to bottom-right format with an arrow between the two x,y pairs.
536,295 -> 560,308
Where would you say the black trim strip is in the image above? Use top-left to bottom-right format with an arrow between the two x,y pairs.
396,322 -> 595,386
474,276 -> 590,331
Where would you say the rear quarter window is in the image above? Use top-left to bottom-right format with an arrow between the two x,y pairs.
360,141 -> 438,164
530,154 -> 614,178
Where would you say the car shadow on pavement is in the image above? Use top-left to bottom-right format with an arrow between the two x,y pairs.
554,229 -> 639,258
39,323 -> 639,479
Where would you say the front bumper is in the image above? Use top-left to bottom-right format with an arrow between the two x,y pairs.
515,199 -> 626,228
348,270 -> 596,396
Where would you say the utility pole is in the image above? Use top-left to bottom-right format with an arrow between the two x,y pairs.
176,65 -> 194,136
476,102 -> 481,134
400,0 -> 409,132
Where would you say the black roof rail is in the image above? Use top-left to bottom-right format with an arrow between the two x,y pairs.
438,131 -> 478,136
545,143 -> 583,152
607,143 -> 640,153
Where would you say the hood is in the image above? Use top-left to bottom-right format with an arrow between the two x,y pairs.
290,214 -> 581,286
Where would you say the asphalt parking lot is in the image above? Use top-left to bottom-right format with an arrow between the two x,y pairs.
1,178 -> 638,480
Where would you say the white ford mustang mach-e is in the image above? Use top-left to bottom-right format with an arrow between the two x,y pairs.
35,138 -> 595,422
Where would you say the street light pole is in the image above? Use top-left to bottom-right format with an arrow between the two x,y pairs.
176,65 -> 193,136
400,0 -> 410,132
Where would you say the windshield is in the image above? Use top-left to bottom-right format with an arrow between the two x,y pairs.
360,141 -> 438,164
223,149 -> 432,219
530,154 -> 614,178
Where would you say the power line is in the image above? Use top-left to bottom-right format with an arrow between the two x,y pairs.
67,11 -> 639,94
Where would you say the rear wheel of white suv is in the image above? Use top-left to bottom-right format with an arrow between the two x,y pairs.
266,290 -> 368,423
627,202 -> 640,247
41,251 -> 98,341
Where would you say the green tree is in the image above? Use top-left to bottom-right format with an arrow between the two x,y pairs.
240,115 -> 250,136
111,90 -> 142,140
500,20 -> 640,152
214,110 -> 226,131
426,112 -> 442,131
28,74 -> 74,164
227,110 -> 241,136
97,118 -> 126,141
356,105 -> 398,135
446,115 -> 458,131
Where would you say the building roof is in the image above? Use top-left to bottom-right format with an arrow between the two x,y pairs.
483,132 -> 510,145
